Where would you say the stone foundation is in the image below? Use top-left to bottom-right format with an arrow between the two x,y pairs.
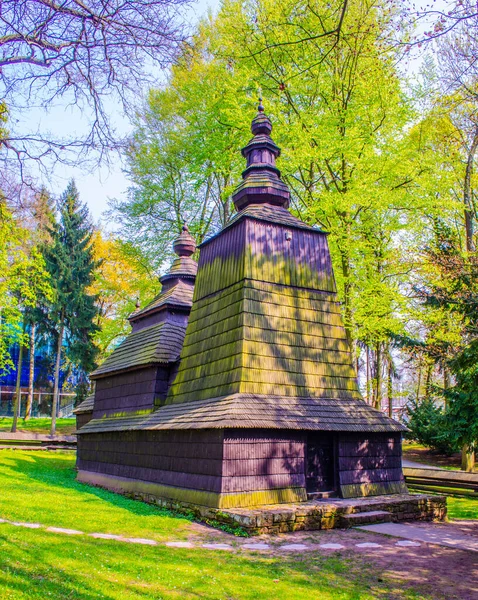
78,470 -> 446,535
206,494 -> 447,535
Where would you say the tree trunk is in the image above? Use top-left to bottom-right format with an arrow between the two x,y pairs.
425,363 -> 433,397
374,342 -> 382,410
464,124 -> 478,252
443,366 -> 450,411
366,345 -> 371,405
461,445 -> 475,473
24,322 -> 36,421
51,313 -> 65,436
416,365 -> 422,401
387,357 -> 393,418
11,328 -> 26,433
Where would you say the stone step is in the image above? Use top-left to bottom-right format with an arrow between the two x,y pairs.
307,491 -> 337,500
340,510 -> 392,528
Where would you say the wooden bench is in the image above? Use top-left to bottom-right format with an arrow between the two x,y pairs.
403,466 -> 478,497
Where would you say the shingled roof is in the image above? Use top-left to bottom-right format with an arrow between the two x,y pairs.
90,321 -> 187,378
90,226 -> 197,379
81,102 -> 404,435
167,280 -> 357,404
77,393 -> 406,434
129,280 -> 194,321
129,226 -> 197,323
73,395 -> 95,415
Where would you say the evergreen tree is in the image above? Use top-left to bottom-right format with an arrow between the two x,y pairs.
42,181 -> 99,435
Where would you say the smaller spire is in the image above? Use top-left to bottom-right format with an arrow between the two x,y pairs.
135,296 -> 141,310
173,224 -> 196,257
258,97 -> 264,112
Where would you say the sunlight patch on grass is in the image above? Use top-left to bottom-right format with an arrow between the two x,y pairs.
0,450 -> 193,541
0,417 -> 77,435
447,496 -> 478,520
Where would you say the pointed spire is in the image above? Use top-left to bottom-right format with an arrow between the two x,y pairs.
160,224 -> 198,288
232,99 -> 290,211
173,224 -> 196,257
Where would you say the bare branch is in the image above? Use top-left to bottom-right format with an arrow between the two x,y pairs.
0,0 -> 191,180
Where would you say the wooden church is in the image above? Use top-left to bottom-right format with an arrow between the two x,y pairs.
76,102 -> 407,508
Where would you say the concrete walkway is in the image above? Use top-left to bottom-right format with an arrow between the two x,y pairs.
360,522 -> 478,553
401,459 -> 445,470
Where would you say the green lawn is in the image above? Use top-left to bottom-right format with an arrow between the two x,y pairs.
0,451 -> 193,541
0,450 -> 473,599
447,496 -> 478,520
0,417 -> 77,435
0,524 -> 393,600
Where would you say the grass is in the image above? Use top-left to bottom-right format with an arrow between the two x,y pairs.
0,451 -> 193,541
0,449 -> 471,599
0,524 -> 407,600
446,496 -> 478,520
0,417 -> 77,435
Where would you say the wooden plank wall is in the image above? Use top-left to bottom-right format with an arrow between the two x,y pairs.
337,433 -> 404,487
245,220 -> 336,293
93,366 -> 171,417
194,221 -> 246,301
222,429 -> 306,493
76,412 -> 93,430
195,220 -> 336,302
77,429 -> 224,493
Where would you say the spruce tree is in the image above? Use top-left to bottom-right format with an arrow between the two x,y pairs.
43,181 -> 99,435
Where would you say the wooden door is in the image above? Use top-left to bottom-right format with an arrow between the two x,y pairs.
306,433 -> 336,493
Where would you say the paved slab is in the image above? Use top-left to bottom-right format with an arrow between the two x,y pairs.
319,543 -> 345,550
241,543 -> 271,550
89,533 -> 125,541
279,543 -> 309,551
395,540 -> 421,547
360,523 -> 478,553
202,543 -> 234,551
10,522 -> 41,529
122,537 -> 157,545
46,527 -> 83,535
402,459 -> 444,470
165,541 -> 195,548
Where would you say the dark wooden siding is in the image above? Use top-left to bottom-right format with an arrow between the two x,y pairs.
77,429 -> 224,493
194,221 -> 246,301
93,366 -> 171,417
244,220 -> 335,293
337,433 -> 404,488
222,429 -> 306,493
194,219 -> 336,302
76,412 -> 93,430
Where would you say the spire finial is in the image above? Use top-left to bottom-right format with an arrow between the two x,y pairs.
258,97 -> 264,113
173,223 -> 196,257
135,296 -> 141,310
